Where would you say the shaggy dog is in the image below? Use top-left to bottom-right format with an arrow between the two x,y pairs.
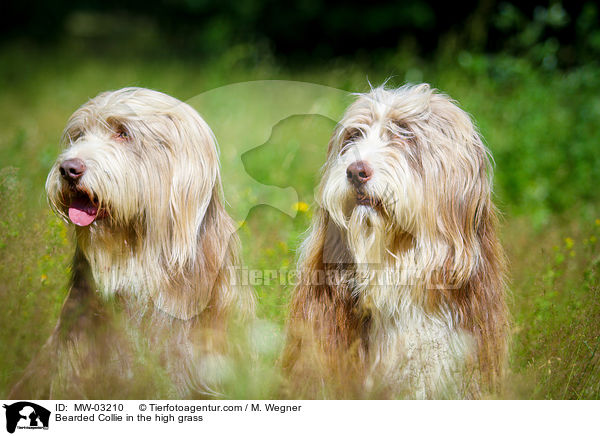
283,84 -> 508,399
9,87 -> 254,399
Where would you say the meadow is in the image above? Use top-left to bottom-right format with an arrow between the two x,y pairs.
0,43 -> 599,398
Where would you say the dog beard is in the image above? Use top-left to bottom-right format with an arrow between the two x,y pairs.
346,204 -> 388,266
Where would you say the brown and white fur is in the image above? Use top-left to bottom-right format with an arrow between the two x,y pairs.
283,84 -> 508,399
9,87 -> 254,399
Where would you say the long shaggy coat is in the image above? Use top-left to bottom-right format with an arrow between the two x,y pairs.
283,84 -> 508,399
10,88 -> 254,399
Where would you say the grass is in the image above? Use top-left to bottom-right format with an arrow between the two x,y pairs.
0,43 -> 599,398
505,219 -> 600,399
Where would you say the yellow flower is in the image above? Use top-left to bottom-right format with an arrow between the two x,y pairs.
293,202 -> 309,213
40,274 -> 48,282
596,218 -> 600,227
564,237 -> 574,250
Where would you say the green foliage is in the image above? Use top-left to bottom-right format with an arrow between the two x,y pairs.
5,1 -> 600,68
440,56 -> 600,227
510,222 -> 600,399
494,2 -> 600,67
0,168 -> 70,396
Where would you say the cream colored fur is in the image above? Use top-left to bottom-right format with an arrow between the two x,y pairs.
284,84 -> 508,399
11,87 -> 254,399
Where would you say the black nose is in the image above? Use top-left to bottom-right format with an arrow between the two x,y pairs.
346,161 -> 373,187
59,158 -> 86,181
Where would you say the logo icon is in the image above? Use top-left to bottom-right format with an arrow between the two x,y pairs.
3,402 -> 50,433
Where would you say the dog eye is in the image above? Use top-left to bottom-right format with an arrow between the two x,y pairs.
340,129 -> 362,154
345,129 -> 361,142
390,121 -> 412,138
114,128 -> 130,142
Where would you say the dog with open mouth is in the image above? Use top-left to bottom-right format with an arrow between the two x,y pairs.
9,87 -> 255,399
283,84 -> 508,399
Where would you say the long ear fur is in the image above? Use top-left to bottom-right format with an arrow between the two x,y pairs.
155,184 -> 251,322
135,97 -> 249,322
143,103 -> 244,321
161,110 -> 219,271
418,93 -> 509,392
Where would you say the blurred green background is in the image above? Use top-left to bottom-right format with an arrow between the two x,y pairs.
1,0 -> 599,399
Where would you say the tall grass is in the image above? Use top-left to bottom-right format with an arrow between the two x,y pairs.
0,168 -> 70,392
506,219 -> 600,399
0,43 -> 598,398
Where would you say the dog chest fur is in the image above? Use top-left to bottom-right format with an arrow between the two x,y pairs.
360,279 -> 474,399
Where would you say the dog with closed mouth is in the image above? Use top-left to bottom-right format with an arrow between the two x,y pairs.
283,84 -> 508,399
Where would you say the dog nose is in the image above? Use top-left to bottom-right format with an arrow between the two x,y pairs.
59,158 -> 86,181
346,161 -> 373,187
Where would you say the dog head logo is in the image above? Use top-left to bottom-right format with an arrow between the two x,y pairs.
3,402 -> 50,434
185,80 -> 352,224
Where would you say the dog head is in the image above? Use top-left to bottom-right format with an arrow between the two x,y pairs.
319,84 -> 494,273
46,87 -> 220,269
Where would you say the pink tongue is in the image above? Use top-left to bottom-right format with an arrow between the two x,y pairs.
68,197 -> 98,226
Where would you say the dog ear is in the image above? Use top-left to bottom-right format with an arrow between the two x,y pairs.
147,107 -> 248,321
162,110 -> 220,270
413,93 -> 492,287
154,189 -> 243,321
420,93 -> 508,389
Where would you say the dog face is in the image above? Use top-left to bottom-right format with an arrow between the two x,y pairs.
319,84 -> 493,267
46,87 -> 220,268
